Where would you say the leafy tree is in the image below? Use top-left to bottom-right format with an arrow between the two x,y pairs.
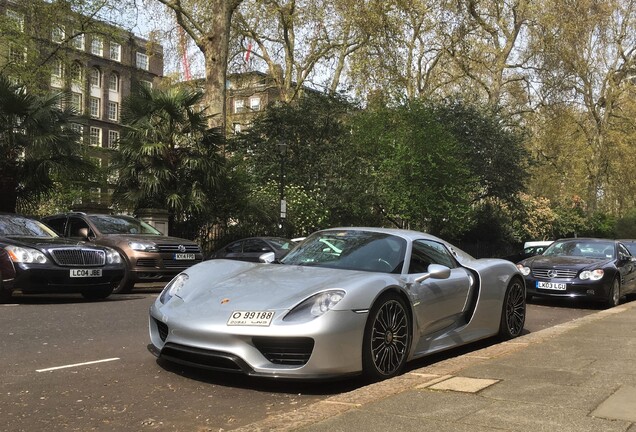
112,84 -> 225,229
0,74 -> 91,213
615,209 -> 636,239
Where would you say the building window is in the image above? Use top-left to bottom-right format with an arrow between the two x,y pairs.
89,127 -> 101,146
71,32 -> 85,50
107,164 -> 119,183
110,42 -> 121,62
51,25 -> 65,43
89,97 -> 100,118
250,96 -> 261,111
108,73 -> 119,92
136,52 -> 149,70
70,92 -> 82,112
70,62 -> 83,82
108,130 -> 120,149
140,80 -> 153,89
234,99 -> 245,113
233,123 -> 242,134
89,67 -> 101,88
52,60 -> 63,78
107,101 -> 119,122
71,123 -> 84,143
91,36 -> 103,56
9,44 -> 26,63
90,187 -> 102,203
6,9 -> 24,32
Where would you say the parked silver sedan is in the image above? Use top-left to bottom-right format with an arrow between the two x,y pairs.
149,227 -> 525,380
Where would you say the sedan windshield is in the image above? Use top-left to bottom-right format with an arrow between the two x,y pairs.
0,216 -> 58,238
543,240 -> 615,259
89,215 -> 162,235
281,230 -> 406,273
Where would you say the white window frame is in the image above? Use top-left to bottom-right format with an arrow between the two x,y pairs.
234,99 -> 245,113
9,44 -> 26,63
108,130 -> 120,149
70,92 -> 82,112
108,73 -> 119,92
89,67 -> 101,88
110,42 -> 121,62
89,97 -> 100,118
6,9 -> 24,32
71,123 -> 84,143
52,25 -> 65,43
71,32 -> 85,51
249,96 -> 261,111
52,60 -> 63,78
107,101 -> 119,122
70,62 -> 83,82
91,36 -> 103,56
136,52 -> 149,70
89,127 -> 102,147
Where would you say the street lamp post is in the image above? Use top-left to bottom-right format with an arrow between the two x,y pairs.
278,141 -> 287,233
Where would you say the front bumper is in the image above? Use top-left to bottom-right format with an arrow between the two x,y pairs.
10,263 -> 124,294
129,252 -> 203,283
148,302 -> 368,379
524,277 -> 611,302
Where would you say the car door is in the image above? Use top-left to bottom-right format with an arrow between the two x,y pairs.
617,243 -> 636,293
408,239 -> 472,335
42,216 -> 68,237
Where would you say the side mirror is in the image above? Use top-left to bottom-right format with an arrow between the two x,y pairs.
414,264 -> 451,283
259,252 -> 276,263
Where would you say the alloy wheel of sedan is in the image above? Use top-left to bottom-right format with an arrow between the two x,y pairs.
500,278 -> 526,339
363,294 -> 411,380
607,279 -> 621,308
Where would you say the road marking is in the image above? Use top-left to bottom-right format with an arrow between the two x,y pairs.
36,357 -> 120,372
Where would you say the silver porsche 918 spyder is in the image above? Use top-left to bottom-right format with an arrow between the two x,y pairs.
148,227 -> 526,380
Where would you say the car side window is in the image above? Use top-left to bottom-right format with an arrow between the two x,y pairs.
67,217 -> 91,238
409,240 -> 456,274
44,217 -> 66,236
618,244 -> 631,260
225,241 -> 243,253
244,239 -> 270,253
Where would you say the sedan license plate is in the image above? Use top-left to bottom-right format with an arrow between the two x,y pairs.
70,268 -> 102,278
537,281 -> 566,290
227,311 -> 275,326
174,253 -> 195,260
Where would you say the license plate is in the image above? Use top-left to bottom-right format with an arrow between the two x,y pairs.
174,253 -> 195,260
227,311 -> 275,326
537,281 -> 566,290
70,269 -> 102,278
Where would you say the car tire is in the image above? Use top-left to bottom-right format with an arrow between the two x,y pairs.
112,270 -> 135,294
606,278 -> 621,309
362,293 -> 411,381
81,287 -> 113,300
499,277 -> 526,340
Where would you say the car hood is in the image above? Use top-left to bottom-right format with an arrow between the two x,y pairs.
99,234 -> 197,244
521,255 -> 612,269
170,259 -> 389,313
1,236 -> 89,249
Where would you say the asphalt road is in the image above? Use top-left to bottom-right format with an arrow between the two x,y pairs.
0,288 -> 602,432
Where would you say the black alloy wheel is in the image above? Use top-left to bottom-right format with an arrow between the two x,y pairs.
499,278 -> 526,339
362,293 -> 411,380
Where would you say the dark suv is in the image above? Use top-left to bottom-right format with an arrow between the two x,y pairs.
42,213 -> 203,293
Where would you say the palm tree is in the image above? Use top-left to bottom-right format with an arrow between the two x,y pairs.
112,84 -> 225,227
0,74 -> 90,213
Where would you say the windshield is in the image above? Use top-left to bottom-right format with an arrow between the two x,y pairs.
89,215 -> 162,235
0,216 -> 58,238
281,230 -> 406,273
543,240 -> 615,259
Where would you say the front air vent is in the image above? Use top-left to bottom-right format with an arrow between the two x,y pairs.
154,319 -> 169,342
252,337 -> 314,365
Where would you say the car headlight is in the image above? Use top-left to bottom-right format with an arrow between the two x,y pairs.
580,269 -> 604,281
516,264 -> 531,276
159,273 -> 189,304
129,241 -> 158,252
105,248 -> 122,264
283,290 -> 346,323
5,245 -> 48,264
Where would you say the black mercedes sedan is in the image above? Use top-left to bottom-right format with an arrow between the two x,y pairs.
517,238 -> 636,307
0,214 -> 124,302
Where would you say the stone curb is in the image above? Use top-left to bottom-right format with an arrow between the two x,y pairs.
230,300 -> 636,432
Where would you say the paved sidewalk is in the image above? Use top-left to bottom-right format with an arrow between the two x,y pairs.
233,300 -> 636,432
